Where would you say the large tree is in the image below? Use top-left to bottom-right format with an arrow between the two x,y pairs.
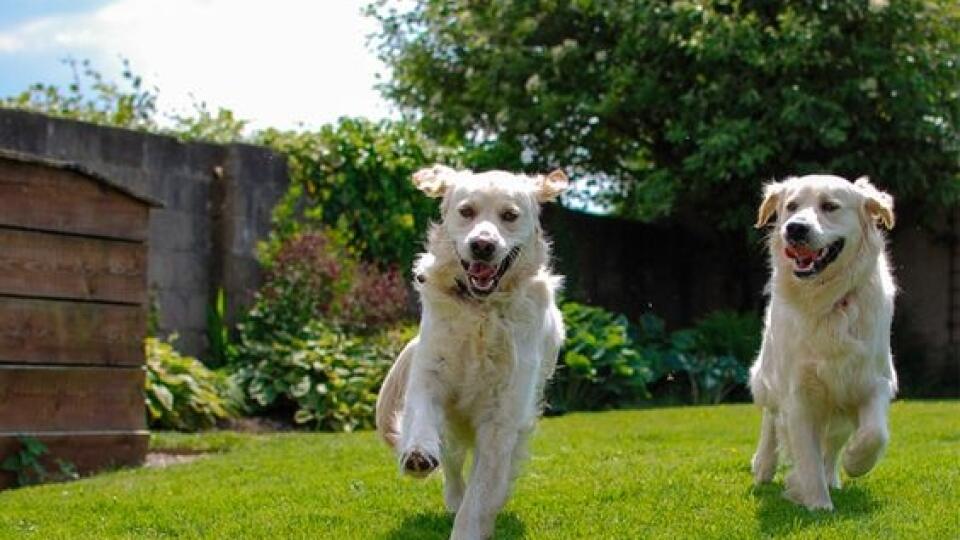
369,0 -> 960,227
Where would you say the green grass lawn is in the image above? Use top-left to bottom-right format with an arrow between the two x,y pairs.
1,401 -> 958,539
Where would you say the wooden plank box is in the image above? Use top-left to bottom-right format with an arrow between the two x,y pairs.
0,150 -> 159,488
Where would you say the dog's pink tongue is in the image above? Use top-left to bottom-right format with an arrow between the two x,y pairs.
785,245 -> 817,259
468,261 -> 496,279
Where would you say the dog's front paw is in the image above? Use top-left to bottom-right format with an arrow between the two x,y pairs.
752,452 -> 776,485
401,448 -> 440,478
826,470 -> 842,490
783,473 -> 833,511
783,489 -> 834,511
451,515 -> 494,540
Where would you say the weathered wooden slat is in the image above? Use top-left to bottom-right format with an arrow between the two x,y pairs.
0,228 -> 147,304
0,159 -> 149,241
0,366 -> 145,432
0,298 -> 144,366
0,431 -> 148,489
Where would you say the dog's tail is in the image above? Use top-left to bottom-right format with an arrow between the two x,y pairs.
376,336 -> 417,449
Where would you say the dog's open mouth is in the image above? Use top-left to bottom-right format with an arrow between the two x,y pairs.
785,238 -> 844,278
459,247 -> 521,297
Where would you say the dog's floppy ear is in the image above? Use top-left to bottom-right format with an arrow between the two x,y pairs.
755,181 -> 785,229
535,169 -> 570,202
412,165 -> 457,198
854,176 -> 895,229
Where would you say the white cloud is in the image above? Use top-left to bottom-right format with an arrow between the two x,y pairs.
0,0 -> 393,130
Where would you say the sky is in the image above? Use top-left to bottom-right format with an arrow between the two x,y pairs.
0,0 -> 393,130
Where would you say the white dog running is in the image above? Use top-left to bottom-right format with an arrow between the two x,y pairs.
376,165 -> 569,539
750,174 -> 898,511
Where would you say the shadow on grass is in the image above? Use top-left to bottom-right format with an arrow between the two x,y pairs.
752,482 -> 878,536
385,511 -> 526,540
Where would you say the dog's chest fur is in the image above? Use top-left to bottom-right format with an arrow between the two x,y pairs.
771,262 -> 894,407
419,276 -> 555,420
432,309 -> 514,412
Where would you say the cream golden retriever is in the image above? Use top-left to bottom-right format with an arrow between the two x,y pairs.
376,165 -> 568,539
750,174 -> 897,511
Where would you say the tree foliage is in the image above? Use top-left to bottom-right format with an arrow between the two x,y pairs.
1,58 -> 159,131
256,118 -> 452,270
370,0 -> 960,226
1,58 -> 247,143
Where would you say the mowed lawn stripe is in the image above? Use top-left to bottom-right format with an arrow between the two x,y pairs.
0,401 -> 957,539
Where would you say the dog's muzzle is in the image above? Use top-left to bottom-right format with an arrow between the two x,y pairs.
458,246 -> 521,297
785,238 -> 845,278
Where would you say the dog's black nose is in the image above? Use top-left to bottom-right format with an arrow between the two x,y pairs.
786,222 -> 809,242
469,238 -> 495,261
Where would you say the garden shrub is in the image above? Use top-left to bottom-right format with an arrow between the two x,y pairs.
241,229 -> 410,341
651,311 -> 761,405
231,321 -> 416,431
687,310 -> 763,365
548,305 -> 761,411
229,228 -> 414,430
247,229 -> 354,342
145,336 -> 241,432
1,437 -> 78,487
340,262 -> 410,330
256,119 -> 451,271
547,301 -> 655,413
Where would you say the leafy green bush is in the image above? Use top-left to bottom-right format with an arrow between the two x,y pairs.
241,230 -> 354,347
339,262 -> 411,329
229,229 -> 413,430
231,321 -> 416,431
236,229 -> 409,348
256,119 -> 451,271
652,311 -> 760,405
1,437 -> 78,487
685,310 -> 762,366
548,306 -> 761,411
547,302 -> 655,413
145,337 -> 240,432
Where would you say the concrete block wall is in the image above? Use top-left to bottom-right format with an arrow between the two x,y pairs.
0,109 -> 288,357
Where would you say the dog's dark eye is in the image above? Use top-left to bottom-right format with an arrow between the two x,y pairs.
459,206 -> 475,219
821,201 -> 840,212
500,209 -> 519,223
786,201 -> 798,212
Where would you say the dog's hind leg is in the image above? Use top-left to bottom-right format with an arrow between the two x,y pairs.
822,415 -> 854,489
752,408 -> 779,484
376,338 -> 417,449
843,385 -> 891,477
